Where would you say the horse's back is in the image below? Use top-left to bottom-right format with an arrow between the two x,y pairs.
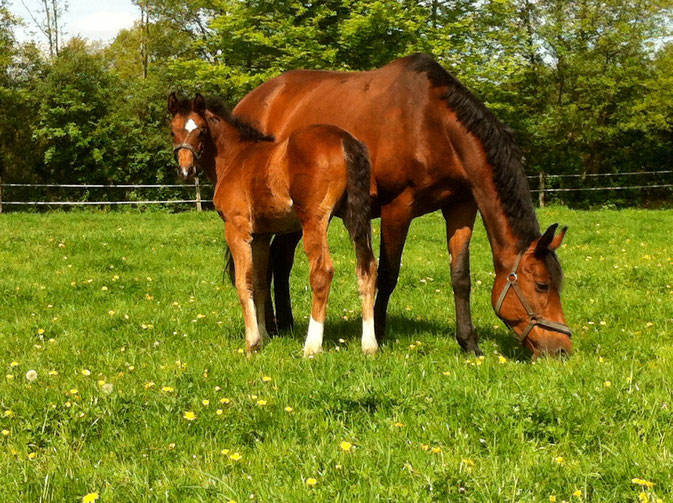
233,54 -> 467,212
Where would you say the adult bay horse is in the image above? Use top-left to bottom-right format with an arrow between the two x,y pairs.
169,94 -> 378,356
229,53 -> 572,358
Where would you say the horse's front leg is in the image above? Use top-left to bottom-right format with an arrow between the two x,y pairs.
225,225 -> 262,354
252,235 -> 272,344
442,201 -> 481,355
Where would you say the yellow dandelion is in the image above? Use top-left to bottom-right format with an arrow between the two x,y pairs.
498,355 -> 508,364
638,493 -> 648,503
284,406 -> 294,413
220,398 -> 231,404
256,400 -> 267,406
340,441 -> 352,452
1,429 -> 9,436
64,401 -> 72,408
221,448 -> 230,455
216,409 -> 223,415
97,380 -> 106,387
202,399 -> 210,406
572,489 -> 581,497
262,376 -> 272,382
229,452 -> 242,461
161,386 -> 174,392
6,374 -> 13,380
554,456 -> 564,465
306,478 -> 317,486
183,411 -> 196,421
632,478 -> 655,488
168,443 -> 175,450
430,447 -> 441,454
27,452 -> 37,460
101,286 -> 108,291
549,497 -> 557,503
49,370 -> 58,376
70,388 -> 78,395
82,492 -> 99,503
4,410 -> 14,417
37,328 -> 45,335
603,380 -> 611,388
144,381 -> 155,390
10,361 -> 19,367
394,422 -> 405,428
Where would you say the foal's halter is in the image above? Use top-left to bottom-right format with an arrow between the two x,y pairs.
173,128 -> 203,161
494,252 -> 572,343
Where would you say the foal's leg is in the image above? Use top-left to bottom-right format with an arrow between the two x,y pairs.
374,200 -> 413,342
442,202 -> 481,355
225,226 -> 263,354
252,235 -> 272,344
301,218 -> 334,357
356,245 -> 378,355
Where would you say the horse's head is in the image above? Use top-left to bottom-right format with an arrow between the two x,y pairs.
168,93 -> 209,181
491,224 -> 572,358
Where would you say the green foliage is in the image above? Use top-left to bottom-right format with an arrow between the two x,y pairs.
2,0 -> 673,205
0,209 -> 672,500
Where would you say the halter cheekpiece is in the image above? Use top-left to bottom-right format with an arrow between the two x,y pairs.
494,252 -> 572,343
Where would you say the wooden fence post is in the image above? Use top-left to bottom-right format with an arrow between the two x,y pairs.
538,172 -> 546,208
194,176 -> 202,212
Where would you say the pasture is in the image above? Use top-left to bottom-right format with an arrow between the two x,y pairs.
0,208 -> 672,502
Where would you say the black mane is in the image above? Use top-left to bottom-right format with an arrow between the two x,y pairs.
174,95 -> 274,143
408,53 -> 541,252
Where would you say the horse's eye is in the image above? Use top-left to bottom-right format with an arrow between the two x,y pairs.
199,129 -> 206,137
535,282 -> 549,292
170,131 -> 175,137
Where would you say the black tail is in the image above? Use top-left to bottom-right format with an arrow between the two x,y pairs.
342,135 -> 373,255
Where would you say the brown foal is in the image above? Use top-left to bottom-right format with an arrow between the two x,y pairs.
169,94 -> 377,356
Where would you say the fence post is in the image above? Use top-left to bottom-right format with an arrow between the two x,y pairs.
194,176 -> 202,212
538,172 -> 546,208
0,174 -> 3,214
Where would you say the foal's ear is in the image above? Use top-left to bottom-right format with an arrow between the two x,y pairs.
168,92 -> 179,115
193,94 -> 206,115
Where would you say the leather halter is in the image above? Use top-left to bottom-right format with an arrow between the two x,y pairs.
173,141 -> 202,160
494,252 -> 572,343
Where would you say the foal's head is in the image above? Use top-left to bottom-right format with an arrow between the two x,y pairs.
491,224 -> 572,358
168,93 -> 210,181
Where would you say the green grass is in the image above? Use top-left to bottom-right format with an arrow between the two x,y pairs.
0,208 -> 672,502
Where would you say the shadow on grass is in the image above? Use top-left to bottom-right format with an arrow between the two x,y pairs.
275,314 -> 530,360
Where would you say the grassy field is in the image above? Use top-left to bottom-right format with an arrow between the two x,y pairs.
0,208 -> 672,502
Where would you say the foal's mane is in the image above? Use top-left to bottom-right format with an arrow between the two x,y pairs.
175,96 -> 274,143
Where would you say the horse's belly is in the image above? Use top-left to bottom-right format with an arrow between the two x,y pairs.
251,203 -> 300,234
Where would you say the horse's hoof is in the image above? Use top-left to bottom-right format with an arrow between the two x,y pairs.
246,338 -> 263,355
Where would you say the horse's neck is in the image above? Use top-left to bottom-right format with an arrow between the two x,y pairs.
209,118 -> 248,181
461,146 -> 533,271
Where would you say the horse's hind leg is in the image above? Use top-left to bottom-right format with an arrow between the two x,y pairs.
252,235 -> 272,344
270,231 -> 302,330
442,202 -> 481,355
301,218 -> 333,357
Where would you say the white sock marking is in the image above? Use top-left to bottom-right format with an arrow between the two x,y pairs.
184,118 -> 198,132
303,317 -> 324,356
361,318 -> 377,354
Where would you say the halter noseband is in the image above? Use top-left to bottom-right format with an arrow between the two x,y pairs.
173,141 -> 202,160
494,252 -> 572,343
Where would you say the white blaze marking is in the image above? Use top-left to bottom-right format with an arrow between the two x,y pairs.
184,119 -> 198,132
303,317 -> 324,356
361,318 -> 377,354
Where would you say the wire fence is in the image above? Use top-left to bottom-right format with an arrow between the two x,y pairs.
0,170 -> 671,211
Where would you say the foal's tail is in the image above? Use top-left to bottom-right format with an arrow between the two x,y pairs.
342,135 -> 373,255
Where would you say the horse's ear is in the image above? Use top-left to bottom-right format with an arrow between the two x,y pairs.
168,92 -> 179,115
549,226 -> 568,251
535,223 -> 559,255
193,94 -> 206,114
